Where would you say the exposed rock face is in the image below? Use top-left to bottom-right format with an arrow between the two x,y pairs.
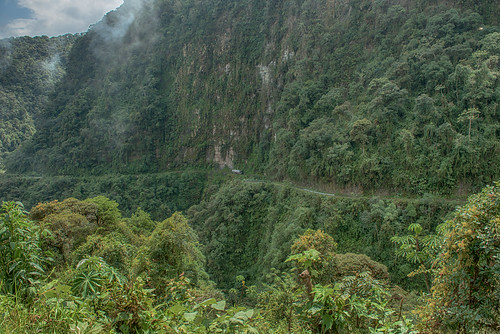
213,144 -> 234,169
5,0 -> 499,197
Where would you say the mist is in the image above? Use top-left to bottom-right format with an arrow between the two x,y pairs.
0,40 -> 12,73
79,0 -> 162,162
40,53 -> 64,85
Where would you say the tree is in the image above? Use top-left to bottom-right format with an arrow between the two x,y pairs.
129,207 -> 155,236
0,202 -> 50,300
458,107 -> 481,141
286,229 -> 409,333
288,229 -> 337,283
392,223 -> 441,292
30,198 -> 98,266
85,196 -> 121,231
419,182 -> 500,333
146,212 -> 208,290
72,234 -> 133,275
349,118 -> 372,154
30,198 -> 98,223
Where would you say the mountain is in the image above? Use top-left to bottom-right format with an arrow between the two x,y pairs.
4,0 -> 500,194
0,34 -> 76,166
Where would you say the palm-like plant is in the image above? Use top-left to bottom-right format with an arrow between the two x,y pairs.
71,256 -> 124,298
0,201 -> 51,300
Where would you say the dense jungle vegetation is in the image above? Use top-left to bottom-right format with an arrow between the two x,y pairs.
0,183 -> 498,333
1,0 -> 499,195
0,34 -> 76,166
0,0 -> 499,332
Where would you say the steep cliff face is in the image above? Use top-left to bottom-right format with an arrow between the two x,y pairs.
6,0 -> 500,193
6,0 -> 265,173
9,0 -> 301,173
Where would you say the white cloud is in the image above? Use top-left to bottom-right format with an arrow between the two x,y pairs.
1,0 -> 124,38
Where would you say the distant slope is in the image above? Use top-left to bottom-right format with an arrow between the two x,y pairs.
0,35 -> 77,164
187,179 -> 462,289
6,0 -> 500,194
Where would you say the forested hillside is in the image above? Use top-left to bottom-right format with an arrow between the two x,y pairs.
0,34 -> 76,167
0,0 -> 499,332
0,183 -> 498,333
187,180 -> 461,290
3,0 -> 499,195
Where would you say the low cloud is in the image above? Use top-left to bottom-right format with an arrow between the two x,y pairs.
0,0 -> 124,38
91,0 -> 157,62
0,40 -> 12,72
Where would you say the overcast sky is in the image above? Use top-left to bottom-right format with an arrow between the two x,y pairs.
0,0 -> 124,38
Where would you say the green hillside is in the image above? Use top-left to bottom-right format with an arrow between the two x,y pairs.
0,1 -> 499,332
0,181 -> 498,333
188,179 -> 461,289
0,35 -> 76,167
3,0 -> 499,195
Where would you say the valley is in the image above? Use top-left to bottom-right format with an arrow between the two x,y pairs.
0,0 -> 498,332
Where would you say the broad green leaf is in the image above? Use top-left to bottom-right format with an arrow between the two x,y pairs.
183,311 -> 198,322
169,304 -> 187,315
233,309 -> 254,320
55,284 -> 72,294
229,317 -> 244,324
194,297 -> 216,309
322,314 -> 334,330
212,300 -> 226,311
43,290 -> 57,298
30,262 -> 44,273
309,306 -> 322,314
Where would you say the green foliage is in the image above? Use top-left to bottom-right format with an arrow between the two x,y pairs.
102,277 -> 159,333
72,257 -> 107,298
0,171 -> 208,220
43,212 -> 96,265
0,281 -> 105,333
0,182 -> 495,333
257,270 -> 307,333
2,0 -> 497,198
85,196 -> 121,231
392,223 -> 441,291
333,253 -> 389,282
288,229 -> 337,281
178,297 -> 258,333
287,249 -> 321,274
69,257 -> 164,333
418,182 -> 500,333
128,207 -> 155,236
264,3 -> 500,194
30,198 -> 98,266
72,235 -> 134,275
291,229 -> 338,259
30,197 -> 98,222
146,212 -> 208,289
257,266 -> 413,333
189,180 -> 457,289
0,0 -> 499,331
0,201 -> 51,300
0,90 -> 34,153
307,273 -> 416,333
0,35 -> 76,160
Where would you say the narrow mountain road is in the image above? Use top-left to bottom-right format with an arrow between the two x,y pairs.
243,178 -> 336,197
242,177 -> 465,204
300,188 -> 336,197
